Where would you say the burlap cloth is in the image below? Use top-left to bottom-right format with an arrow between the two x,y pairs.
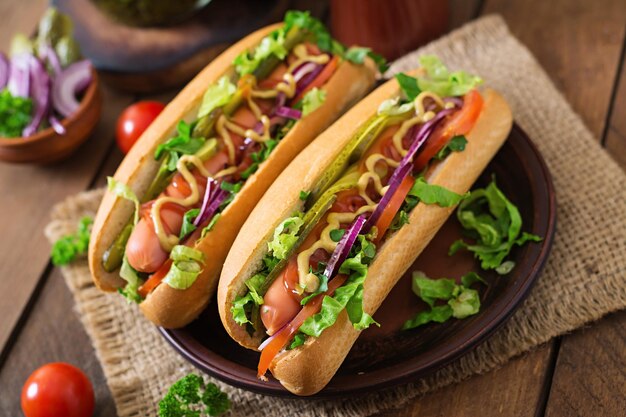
44,15 -> 626,417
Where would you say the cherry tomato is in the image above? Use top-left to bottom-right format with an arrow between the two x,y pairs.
21,362 -> 95,417
116,101 -> 166,154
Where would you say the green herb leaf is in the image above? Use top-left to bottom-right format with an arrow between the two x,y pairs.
158,373 -> 230,417
220,181 -> 243,194
299,190 -> 310,201
395,73 -> 422,101
329,228 -> 345,242
200,213 -> 221,239
434,135 -> 467,160
154,121 -> 206,171
51,216 -> 93,266
179,208 -> 200,239
0,88 -> 33,137
197,76 -> 236,119
301,87 -> 326,116
287,333 -> 307,350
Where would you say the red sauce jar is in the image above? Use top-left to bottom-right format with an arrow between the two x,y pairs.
330,0 -> 450,61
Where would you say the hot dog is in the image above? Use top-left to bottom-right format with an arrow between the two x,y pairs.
217,56 -> 513,395
88,11 -> 380,328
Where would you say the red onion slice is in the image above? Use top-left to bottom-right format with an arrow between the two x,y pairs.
292,60 -> 326,100
292,61 -> 319,83
193,179 -> 216,227
22,56 -> 50,137
362,162 -> 413,233
258,322 -> 288,350
323,215 -> 367,280
52,60 -> 92,118
49,115 -> 66,135
275,106 -> 302,120
0,53 -> 9,89
7,54 -> 30,98
39,44 -> 62,75
401,108 -> 454,167
194,188 -> 229,229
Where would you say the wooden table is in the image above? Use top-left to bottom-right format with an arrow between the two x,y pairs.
1,1 -> 624,416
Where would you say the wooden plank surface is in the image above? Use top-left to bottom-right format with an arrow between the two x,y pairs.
604,51 -> 626,170
377,345 -> 555,417
482,0 -> 626,140
0,1 -> 625,416
0,85 -> 133,363
0,268 -> 117,416
545,311 -> 626,417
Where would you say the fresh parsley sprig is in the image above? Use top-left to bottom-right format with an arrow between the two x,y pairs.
158,374 -> 230,417
51,216 -> 93,266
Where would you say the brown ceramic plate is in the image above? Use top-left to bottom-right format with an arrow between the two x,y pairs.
159,123 -> 556,397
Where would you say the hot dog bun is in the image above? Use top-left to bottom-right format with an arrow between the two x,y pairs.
218,72 -> 513,394
88,24 -> 377,328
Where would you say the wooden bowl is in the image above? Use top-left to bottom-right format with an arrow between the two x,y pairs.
0,68 -> 102,164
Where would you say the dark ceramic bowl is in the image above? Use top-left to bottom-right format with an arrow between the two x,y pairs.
160,123 -> 556,397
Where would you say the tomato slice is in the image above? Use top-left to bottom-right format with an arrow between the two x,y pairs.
373,175 -> 416,243
292,55 -> 339,104
413,89 -> 484,171
137,259 -> 171,299
257,274 -> 348,378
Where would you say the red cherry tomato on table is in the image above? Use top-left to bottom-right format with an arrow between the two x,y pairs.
21,362 -> 95,417
116,101 -> 166,154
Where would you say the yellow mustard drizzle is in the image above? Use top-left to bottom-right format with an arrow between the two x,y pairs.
295,91 -> 448,291
152,155 -> 211,252
151,43 -> 330,252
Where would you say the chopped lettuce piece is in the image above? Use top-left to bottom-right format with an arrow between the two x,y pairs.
377,97 -> 414,116
301,87 -> 326,116
267,214 -> 304,260
162,246 -> 205,290
417,55 -> 483,97
119,255 -> 144,304
197,76 -> 237,119
231,273 -> 265,326
344,46 -> 388,73
408,178 -> 468,207
234,28 -> 287,75
402,271 -> 484,330
287,333 -> 307,350
107,177 -> 140,225
449,180 -> 542,272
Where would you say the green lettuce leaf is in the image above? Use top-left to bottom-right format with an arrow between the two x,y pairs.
408,178 -> 468,207
402,271 -> 484,330
234,28 -> 287,75
287,333 -> 307,350
301,87 -> 326,116
449,179 -> 543,273
162,246 -> 206,290
417,55 -> 483,97
107,177 -> 140,225
434,135 -> 467,160
231,273 -> 266,326
119,255 -> 144,304
267,214 -> 304,260
299,236 -> 378,337
197,76 -> 237,118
